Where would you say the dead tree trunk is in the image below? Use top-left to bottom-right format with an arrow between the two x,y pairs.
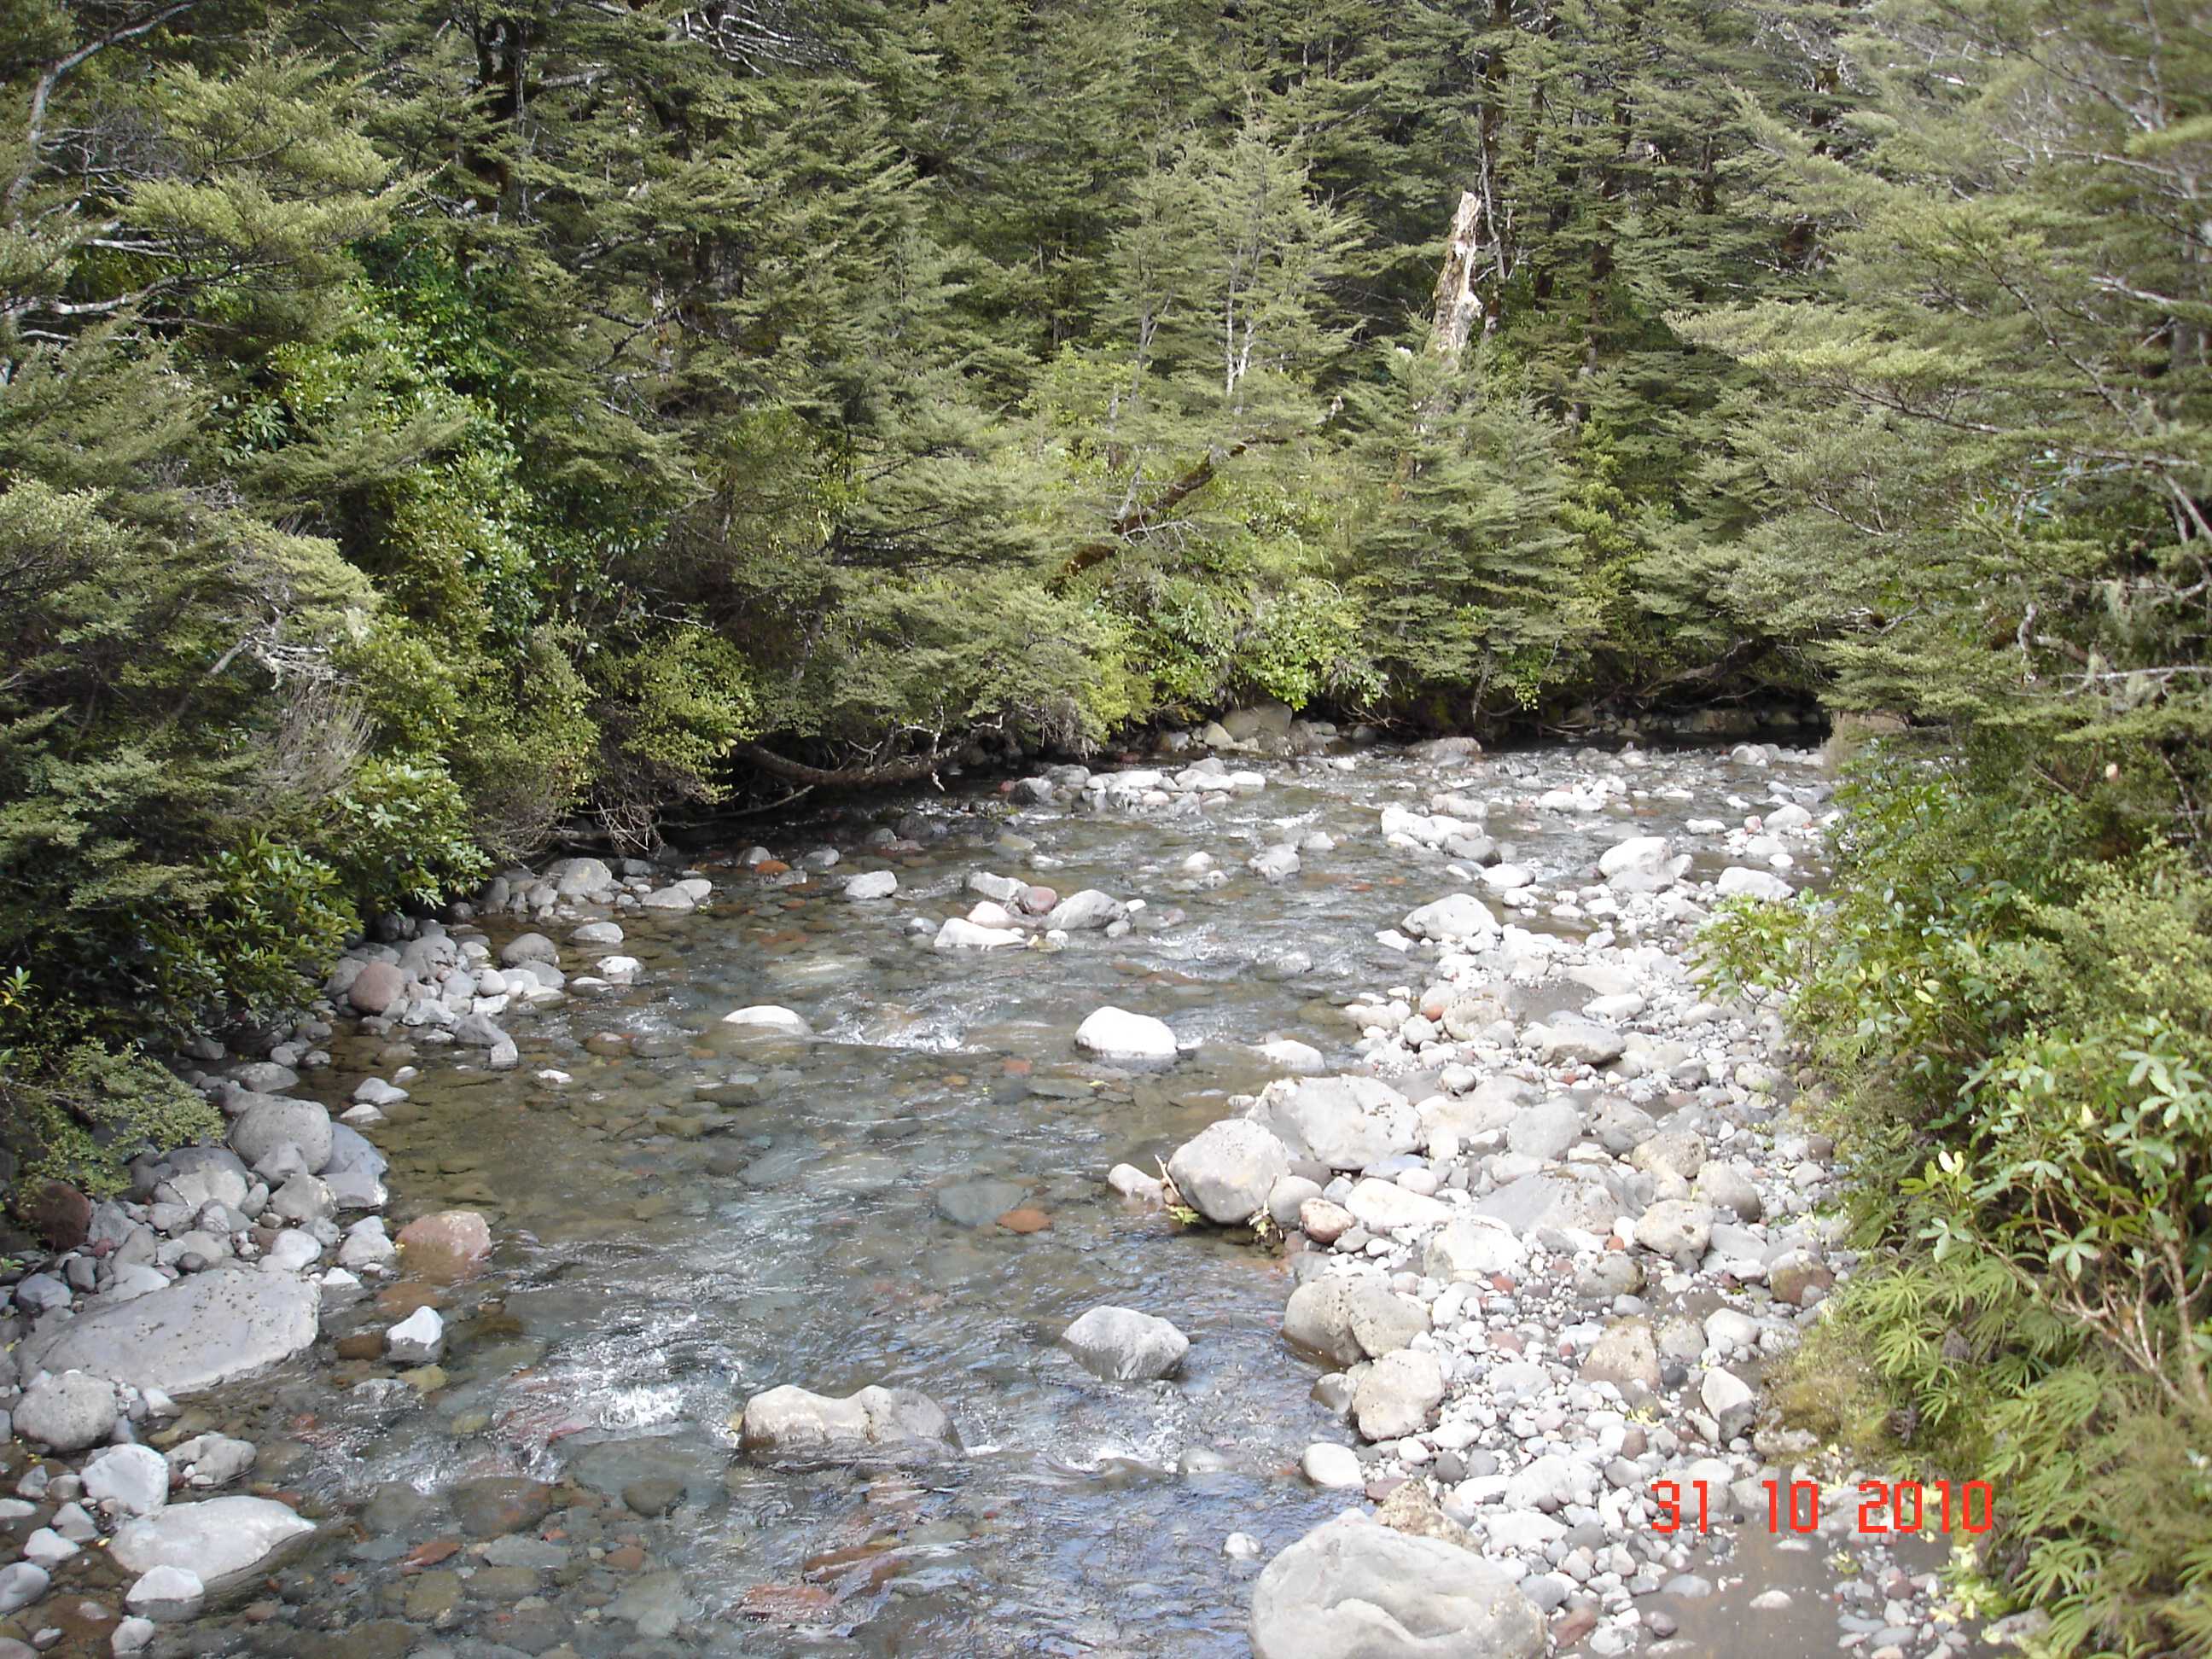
1430,190 -> 1490,364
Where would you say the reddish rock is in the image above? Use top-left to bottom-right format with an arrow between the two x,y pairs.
604,1544 -> 647,1572
1016,886 -> 1057,916
995,1208 -> 1051,1234
1553,1606 -> 1600,1646
738,1584 -> 835,1622
397,1210 -> 492,1280
25,1180 -> 91,1249
754,859 -> 790,876
350,960 -> 405,1015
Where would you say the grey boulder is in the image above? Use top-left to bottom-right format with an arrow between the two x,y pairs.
1249,1516 -> 1545,1659
1059,1307 -> 1190,1382
1166,1120 -> 1291,1225
736,1384 -> 959,1464
110,1496 -> 316,1590
20,1269 -> 320,1397
229,1098 -> 334,1175
1249,1076 -> 1420,1170
11,1370 -> 119,1451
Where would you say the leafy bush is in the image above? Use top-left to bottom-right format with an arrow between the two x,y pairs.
143,833 -> 358,1035
1702,748 -> 2212,1655
0,971 -> 219,1201
326,757 -> 491,911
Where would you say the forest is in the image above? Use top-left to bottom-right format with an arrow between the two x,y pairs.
0,0 -> 2206,1650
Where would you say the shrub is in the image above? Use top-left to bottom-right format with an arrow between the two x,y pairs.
1701,748 -> 2212,1655
0,971 -> 219,1201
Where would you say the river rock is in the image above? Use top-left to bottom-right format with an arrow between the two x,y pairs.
1400,894 -> 1498,944
20,1272 -> 320,1397
935,1179 -> 1031,1227
166,1435 -> 255,1489
0,1563 -> 47,1616
1166,1121 -> 1291,1225
1342,1178 -> 1449,1233
844,870 -> 898,900
11,1370 -> 119,1450
1248,1075 -> 1419,1169
1534,1017 -> 1626,1067
397,1209 -> 492,1277
1045,889 -> 1122,930
722,1004 -> 812,1037
1424,1216 -> 1527,1280
229,1098 -> 333,1175
1060,1307 -> 1190,1381
1505,1098 -> 1584,1160
499,933 -> 558,967
736,1384 -> 959,1463
1581,1319 -> 1662,1395
1353,1349 -> 1447,1440
125,1564 -> 205,1621
1074,1006 -> 1178,1062
1634,1199 -> 1714,1261
1701,1366 -> 1757,1439
1716,866 -> 1793,902
550,857 -> 614,898
347,961 -> 405,1015
1473,1172 -> 1621,1237
1694,1160 -> 1764,1220
1599,833 -> 1674,885
1301,1443 -> 1364,1489
84,1444 -> 170,1516
110,1496 -> 316,1589
1249,1516 -> 1545,1659
385,1306 -> 445,1364
934,917 -> 1026,950
1282,1278 -> 1365,1366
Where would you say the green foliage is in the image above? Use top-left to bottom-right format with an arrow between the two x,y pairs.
1703,749 -> 2212,1652
0,972 -> 220,1201
327,759 -> 491,912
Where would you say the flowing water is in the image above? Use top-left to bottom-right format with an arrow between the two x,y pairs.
154,737 -> 1965,1659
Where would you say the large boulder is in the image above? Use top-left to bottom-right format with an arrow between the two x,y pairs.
1717,866 -> 1794,903
1249,1517 -> 1545,1659
1353,1349 -> 1447,1441
11,1371 -> 119,1450
548,857 -> 614,898
110,1497 -> 316,1591
1399,894 -> 1498,945
1045,889 -> 1123,931
1166,1121 -> 1291,1225
734,1384 -> 958,1464
20,1272 -> 320,1397
1248,1076 -> 1419,1170
1074,1007 -> 1179,1063
347,960 -> 405,1015
1423,1217 -> 1528,1281
229,1098 -> 334,1175
1472,1172 -> 1621,1239
1059,1307 -> 1190,1382
396,1210 -> 493,1279
1599,835 -> 1688,892
1284,1278 -> 1429,1367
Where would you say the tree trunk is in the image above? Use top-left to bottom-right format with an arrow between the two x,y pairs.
732,739 -> 943,789
1429,190 -> 1489,364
